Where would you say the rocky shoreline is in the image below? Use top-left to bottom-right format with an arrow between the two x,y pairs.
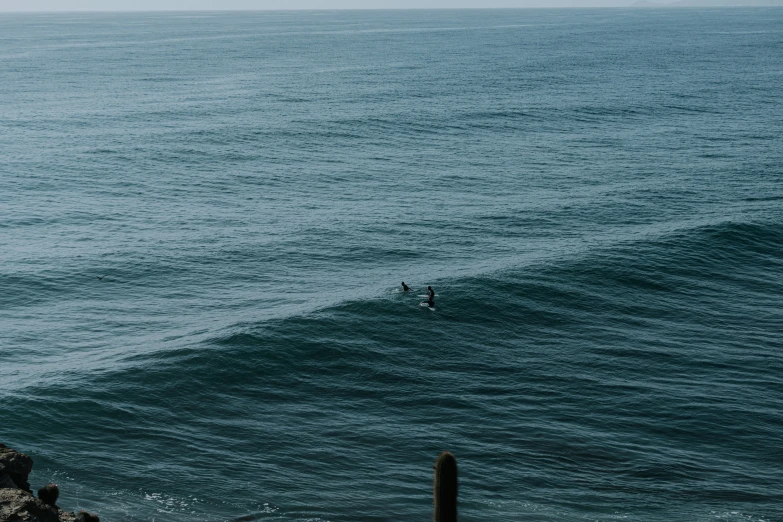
3,443 -> 459,522
0,444 -> 99,522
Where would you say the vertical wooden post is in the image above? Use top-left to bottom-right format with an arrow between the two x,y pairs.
433,451 -> 458,522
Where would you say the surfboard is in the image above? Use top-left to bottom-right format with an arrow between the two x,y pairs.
420,302 -> 435,310
417,294 -> 438,298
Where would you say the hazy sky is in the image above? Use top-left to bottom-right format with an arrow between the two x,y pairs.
0,0 -> 643,11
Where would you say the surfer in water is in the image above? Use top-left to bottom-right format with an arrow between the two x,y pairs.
401,282 -> 410,292
422,286 -> 435,308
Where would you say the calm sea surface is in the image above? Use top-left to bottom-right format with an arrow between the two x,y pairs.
1,8 -> 782,522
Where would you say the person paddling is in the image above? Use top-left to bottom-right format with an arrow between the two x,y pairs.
402,282 -> 410,292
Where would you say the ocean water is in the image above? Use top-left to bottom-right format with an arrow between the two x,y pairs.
1,7 -> 782,522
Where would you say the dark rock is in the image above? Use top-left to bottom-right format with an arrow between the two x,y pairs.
0,444 -> 98,522
0,488 -> 65,522
0,475 -> 17,490
38,484 -> 59,506
74,511 -> 99,522
0,443 -> 33,492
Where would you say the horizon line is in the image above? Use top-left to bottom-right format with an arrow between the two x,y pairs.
3,7 -> 633,13
5,4 -> 780,13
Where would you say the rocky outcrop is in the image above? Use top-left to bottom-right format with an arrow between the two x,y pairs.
0,444 -> 99,522
5,443 -> 457,522
0,444 -> 33,492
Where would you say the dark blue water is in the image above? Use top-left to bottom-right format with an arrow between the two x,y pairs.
1,8 -> 782,522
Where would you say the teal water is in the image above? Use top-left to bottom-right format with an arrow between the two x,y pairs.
1,8 -> 782,522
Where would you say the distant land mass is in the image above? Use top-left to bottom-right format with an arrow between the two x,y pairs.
632,0 -> 783,6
